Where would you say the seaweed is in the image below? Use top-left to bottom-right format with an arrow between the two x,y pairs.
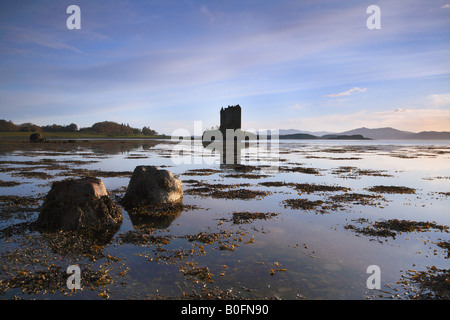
293,183 -> 349,193
283,198 -> 324,210
344,218 -> 449,239
279,166 -> 321,175
367,185 -> 416,194
231,211 -> 279,224
400,266 -> 450,300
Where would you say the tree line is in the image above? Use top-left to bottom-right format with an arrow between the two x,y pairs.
0,120 -> 158,136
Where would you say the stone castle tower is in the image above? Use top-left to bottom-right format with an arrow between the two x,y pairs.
220,105 -> 241,131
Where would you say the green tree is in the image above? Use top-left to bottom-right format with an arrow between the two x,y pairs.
66,123 -> 78,132
19,122 -> 41,132
0,120 -> 19,132
142,126 -> 157,136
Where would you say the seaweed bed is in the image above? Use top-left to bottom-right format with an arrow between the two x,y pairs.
331,166 -> 393,179
344,218 -> 449,240
231,211 -> 279,224
258,181 -> 349,194
395,266 -> 450,300
184,180 -> 270,200
0,180 -> 24,187
366,185 -> 416,194
282,192 -> 386,214
211,189 -> 271,200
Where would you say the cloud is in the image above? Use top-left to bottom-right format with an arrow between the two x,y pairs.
428,93 -> 450,107
325,87 -> 367,98
4,26 -> 83,53
200,5 -> 215,24
440,4 -> 450,9
267,108 -> 450,133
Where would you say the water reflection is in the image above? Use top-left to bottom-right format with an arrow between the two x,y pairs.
126,204 -> 184,229
202,139 -> 247,166
202,136 -> 279,174
0,139 -> 169,156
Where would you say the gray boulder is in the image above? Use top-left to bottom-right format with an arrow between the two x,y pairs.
37,177 -> 123,231
122,166 -> 183,208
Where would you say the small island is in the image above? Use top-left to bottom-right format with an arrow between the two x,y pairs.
279,133 -> 371,140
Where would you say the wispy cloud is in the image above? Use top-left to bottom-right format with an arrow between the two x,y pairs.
3,26 -> 83,54
325,87 -> 367,98
200,5 -> 215,25
272,108 -> 450,133
440,4 -> 450,9
428,93 -> 450,107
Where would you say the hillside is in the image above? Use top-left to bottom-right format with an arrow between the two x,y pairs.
278,133 -> 318,139
338,127 -> 414,140
407,131 -> 450,140
277,127 -> 450,140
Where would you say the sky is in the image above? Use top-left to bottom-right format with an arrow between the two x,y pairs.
1,0 -> 449,135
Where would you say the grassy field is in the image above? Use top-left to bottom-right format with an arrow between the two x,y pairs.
0,131 -> 171,140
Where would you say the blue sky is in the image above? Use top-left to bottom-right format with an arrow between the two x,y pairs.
1,0 -> 449,134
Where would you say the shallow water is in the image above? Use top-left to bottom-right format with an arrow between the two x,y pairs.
0,139 -> 449,299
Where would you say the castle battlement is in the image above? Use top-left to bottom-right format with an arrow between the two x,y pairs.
220,105 -> 241,130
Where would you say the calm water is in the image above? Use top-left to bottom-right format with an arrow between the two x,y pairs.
0,139 -> 449,299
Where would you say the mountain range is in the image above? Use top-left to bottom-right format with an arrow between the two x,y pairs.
278,127 -> 450,140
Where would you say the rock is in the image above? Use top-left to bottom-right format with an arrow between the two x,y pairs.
29,133 -> 46,142
37,177 -> 123,231
122,166 -> 183,208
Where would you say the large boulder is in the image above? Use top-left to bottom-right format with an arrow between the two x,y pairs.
37,177 -> 123,231
122,166 -> 183,208
29,133 -> 46,142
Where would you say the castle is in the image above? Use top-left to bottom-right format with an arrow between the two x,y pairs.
220,105 -> 241,131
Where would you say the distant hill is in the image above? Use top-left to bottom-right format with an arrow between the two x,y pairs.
337,127 -> 450,140
279,133 -> 370,140
277,127 -> 450,140
408,131 -> 450,140
278,133 -> 318,139
338,127 -> 414,140
321,134 -> 370,140
278,129 -> 334,136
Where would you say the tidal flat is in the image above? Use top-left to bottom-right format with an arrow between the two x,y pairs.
0,139 -> 449,300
